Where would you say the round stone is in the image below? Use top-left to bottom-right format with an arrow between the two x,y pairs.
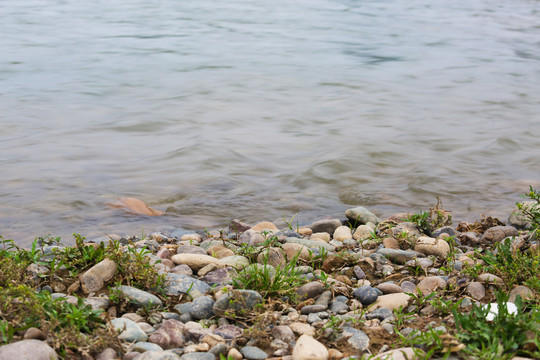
240,346 -> 268,360
352,285 -> 379,306
190,296 -> 215,320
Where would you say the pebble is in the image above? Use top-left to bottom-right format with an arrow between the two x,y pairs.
171,254 -> 220,271
376,283 -> 403,294
352,285 -> 379,306
371,293 -> 411,310
296,281 -> 325,301
309,219 -> 342,235
111,318 -> 148,342
414,237 -> 450,259
134,351 -> 181,360
480,225 -> 519,243
509,285 -> 535,302
180,352 -> 215,360
289,322 -> 316,336
333,226 -> 353,241
148,319 -> 185,349
416,276 -> 447,294
476,273 -> 504,285
342,327 -> 370,352
132,342 -> 164,352
376,249 -> 417,265
23,327 -> 46,340
345,206 -> 380,225
164,273 -> 211,296
353,225 -> 373,240
241,346 -> 269,360
213,325 -> 243,339
114,285 -> 163,308
190,296 -> 215,320
372,347 -> 423,360
0,339 -> 58,360
292,335 -> 329,360
366,308 -> 393,321
213,290 -> 263,316
466,282 -> 486,301
80,259 -> 117,294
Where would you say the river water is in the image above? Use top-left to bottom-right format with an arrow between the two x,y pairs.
2,0 -> 539,245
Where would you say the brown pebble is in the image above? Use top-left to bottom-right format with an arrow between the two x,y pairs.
23,327 -> 46,340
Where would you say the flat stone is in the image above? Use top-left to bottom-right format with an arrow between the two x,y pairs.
217,255 -> 250,269
289,322 -> 316,336
180,353 -> 215,360
241,346 -> 268,360
329,301 -> 349,314
213,325 -> 243,339
132,342 -> 164,352
477,273 -> 504,285
164,273 -> 211,296
366,308 -> 393,321
148,319 -> 185,349
376,283 -> 403,294
352,285 -> 378,306
342,327 -> 369,352
301,304 -> 327,315
177,245 -> 207,255
480,226 -> 519,243
286,238 -> 335,252
309,219 -> 342,235
171,254 -> 219,271
181,234 -> 203,243
111,318 -> 148,342
315,291 -> 332,307
466,282 -> 485,301
292,334 -> 328,360
84,297 -> 110,311
416,277 -> 447,294
272,326 -> 296,343
372,347 -> 423,360
377,248 -> 417,264
200,268 -> 232,286
0,339 -> 58,360
401,281 -> 416,293
114,285 -> 162,308
190,296 -> 215,320
345,206 -> 380,225
414,237 -> 450,259
213,290 -> 263,316
80,259 -> 117,294
169,264 -> 193,276
296,282 -> 325,301
371,293 -> 411,311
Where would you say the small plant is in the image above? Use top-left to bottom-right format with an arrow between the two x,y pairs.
396,326 -> 457,359
393,305 -> 416,330
517,186 -> 540,236
406,290 -> 437,313
232,252 -> 307,299
406,198 -> 452,236
480,238 -> 540,292
453,292 -> 540,359
283,213 -> 299,232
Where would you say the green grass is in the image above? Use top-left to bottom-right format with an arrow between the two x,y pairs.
453,292 -> 540,359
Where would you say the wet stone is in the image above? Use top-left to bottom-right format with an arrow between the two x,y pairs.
352,285 -> 379,306
241,346 -> 268,360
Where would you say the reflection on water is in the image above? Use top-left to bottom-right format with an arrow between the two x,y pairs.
1,0 -> 540,245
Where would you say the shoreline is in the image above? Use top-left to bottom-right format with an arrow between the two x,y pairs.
0,192 -> 539,360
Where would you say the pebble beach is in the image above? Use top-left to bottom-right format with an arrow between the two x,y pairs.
0,199 -> 539,360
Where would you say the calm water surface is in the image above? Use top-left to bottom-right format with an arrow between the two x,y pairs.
2,0 -> 540,245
